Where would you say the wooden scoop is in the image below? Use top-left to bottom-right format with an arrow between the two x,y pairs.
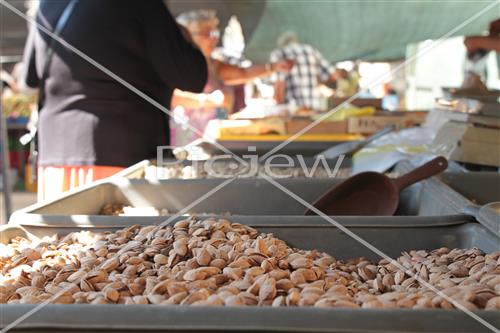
305,156 -> 448,216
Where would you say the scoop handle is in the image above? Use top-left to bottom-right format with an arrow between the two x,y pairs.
393,156 -> 448,191
462,204 -> 480,218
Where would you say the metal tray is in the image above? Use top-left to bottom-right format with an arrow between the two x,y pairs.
1,217 -> 499,333
439,172 -> 500,205
200,139 -> 357,157
396,161 -> 500,216
114,157 -> 352,180
9,175 -> 463,230
9,159 -> 498,228
4,215 -> 499,260
11,178 -> 338,216
2,305 -> 499,333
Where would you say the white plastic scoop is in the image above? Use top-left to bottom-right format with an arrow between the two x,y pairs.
463,202 -> 500,235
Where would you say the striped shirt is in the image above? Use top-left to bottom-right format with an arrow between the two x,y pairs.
270,42 -> 334,110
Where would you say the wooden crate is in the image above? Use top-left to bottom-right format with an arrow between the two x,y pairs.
434,109 -> 500,128
286,118 -> 347,135
205,118 -> 287,137
330,97 -> 382,109
433,121 -> 500,167
347,112 -> 427,134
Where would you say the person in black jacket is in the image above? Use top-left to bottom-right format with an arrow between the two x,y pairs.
21,0 -> 207,200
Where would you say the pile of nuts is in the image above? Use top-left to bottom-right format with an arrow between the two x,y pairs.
1,218 -> 499,309
99,204 -> 224,217
99,204 -> 167,217
144,162 -> 352,180
100,204 -> 127,216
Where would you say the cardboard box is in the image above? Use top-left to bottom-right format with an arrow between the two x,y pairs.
330,97 -> 382,109
435,109 -> 500,129
285,118 -> 347,135
433,121 -> 500,167
347,112 -> 427,134
450,141 -> 500,167
205,118 -> 287,138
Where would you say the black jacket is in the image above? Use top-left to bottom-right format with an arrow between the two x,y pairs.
23,0 -> 207,167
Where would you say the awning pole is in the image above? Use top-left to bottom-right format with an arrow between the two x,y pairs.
0,79 -> 13,224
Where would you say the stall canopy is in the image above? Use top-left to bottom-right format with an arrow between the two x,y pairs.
0,0 -> 28,63
1,1 -> 498,64
169,0 -> 498,63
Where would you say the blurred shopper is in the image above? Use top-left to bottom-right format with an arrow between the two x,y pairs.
270,32 -> 336,110
171,10 -> 293,146
464,18 -> 500,54
334,68 -> 360,98
213,15 -> 249,114
462,18 -> 500,86
381,83 -> 400,111
21,0 -> 207,201
1,69 -> 18,94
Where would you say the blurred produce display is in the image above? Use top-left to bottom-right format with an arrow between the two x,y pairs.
207,105 -> 426,138
1,93 -> 36,119
311,106 -> 375,122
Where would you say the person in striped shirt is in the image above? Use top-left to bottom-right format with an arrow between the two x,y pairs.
270,32 -> 337,111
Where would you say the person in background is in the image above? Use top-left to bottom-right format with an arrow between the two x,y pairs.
21,0 -> 207,201
464,19 -> 500,54
270,32 -> 336,111
211,50 -> 251,115
1,69 -> 18,94
333,68 -> 360,98
171,10 -> 293,146
211,15 -> 250,114
381,83 -> 400,111
461,19 -> 500,89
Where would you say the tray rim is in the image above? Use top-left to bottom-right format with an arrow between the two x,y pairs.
8,214 -> 476,229
1,304 -> 498,333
